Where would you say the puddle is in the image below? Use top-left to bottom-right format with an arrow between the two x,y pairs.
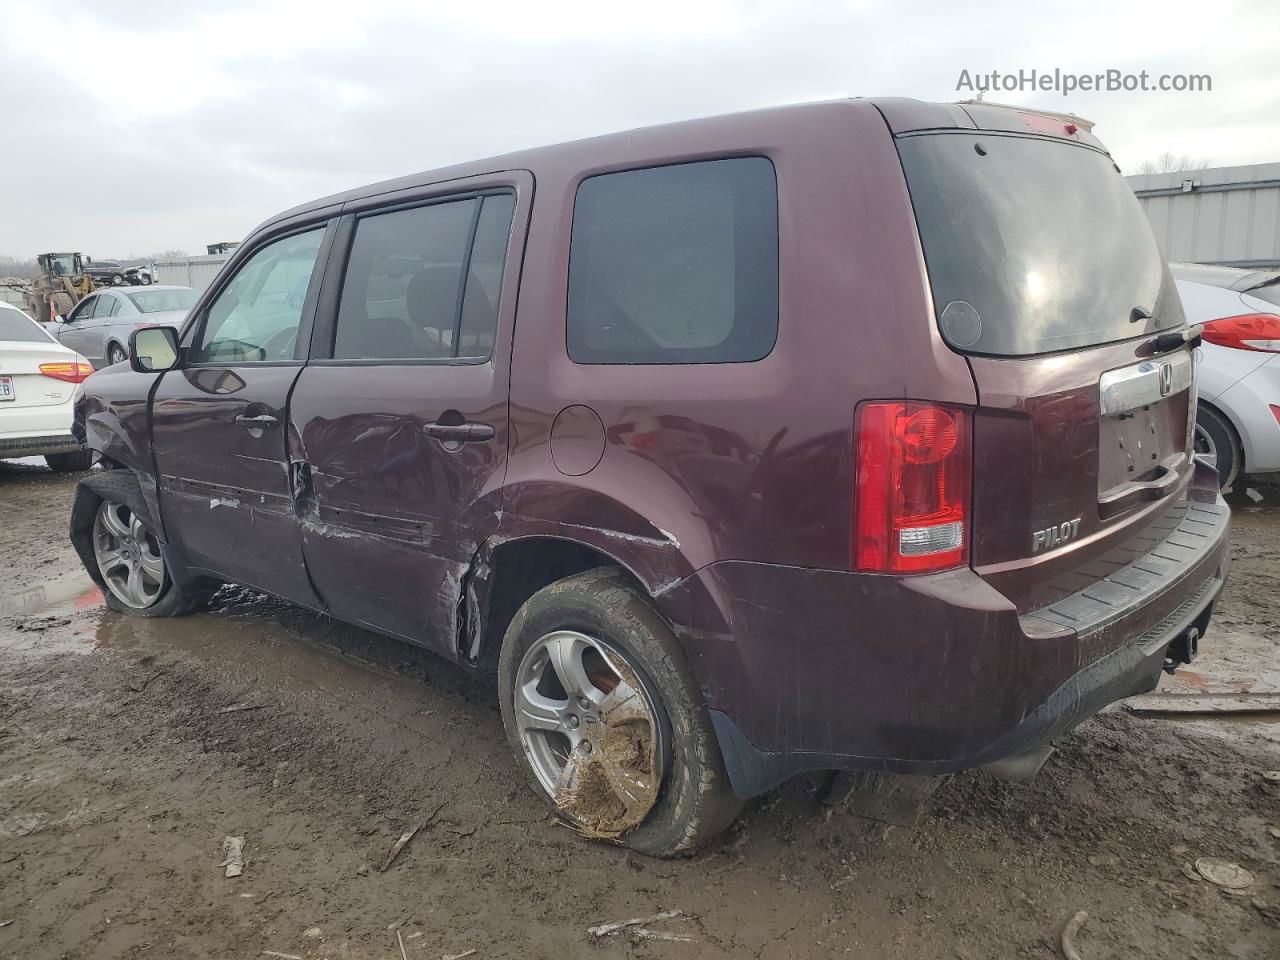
1,566 -> 479,739
0,574 -> 102,618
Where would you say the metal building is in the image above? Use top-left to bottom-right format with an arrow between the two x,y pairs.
151,253 -> 232,293
1128,162 -> 1280,269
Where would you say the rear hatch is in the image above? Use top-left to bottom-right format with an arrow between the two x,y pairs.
897,128 -> 1197,613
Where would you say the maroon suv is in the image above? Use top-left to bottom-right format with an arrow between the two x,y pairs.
70,98 -> 1230,856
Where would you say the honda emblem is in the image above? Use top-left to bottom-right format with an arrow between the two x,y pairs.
1158,362 -> 1173,397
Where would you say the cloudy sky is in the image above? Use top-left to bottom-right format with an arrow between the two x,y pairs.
2,0 -> 1276,258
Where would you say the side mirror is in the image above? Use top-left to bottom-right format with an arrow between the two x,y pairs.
130,325 -> 180,373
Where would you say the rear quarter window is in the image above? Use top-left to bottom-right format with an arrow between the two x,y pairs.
567,157 -> 778,364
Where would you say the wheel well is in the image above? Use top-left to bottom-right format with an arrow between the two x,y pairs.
466,537 -> 647,673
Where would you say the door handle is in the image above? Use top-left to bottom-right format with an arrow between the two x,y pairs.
422,421 -> 495,442
235,414 -> 279,427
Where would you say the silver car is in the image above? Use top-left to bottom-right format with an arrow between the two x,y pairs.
1171,263 -> 1280,489
55,285 -> 197,368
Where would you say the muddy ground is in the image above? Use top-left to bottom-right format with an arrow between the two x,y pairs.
1,461 -> 1278,960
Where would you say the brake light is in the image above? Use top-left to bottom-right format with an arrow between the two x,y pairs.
1201,313 -> 1280,353
39,361 -> 94,383
853,402 -> 971,573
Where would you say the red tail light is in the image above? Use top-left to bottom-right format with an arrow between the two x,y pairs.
39,361 -> 94,383
1201,313 -> 1280,353
853,401 -> 971,573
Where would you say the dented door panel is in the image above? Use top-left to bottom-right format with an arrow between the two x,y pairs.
151,364 -> 320,606
289,370 -> 510,647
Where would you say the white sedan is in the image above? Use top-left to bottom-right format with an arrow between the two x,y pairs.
0,302 -> 96,472
1172,262 -> 1280,489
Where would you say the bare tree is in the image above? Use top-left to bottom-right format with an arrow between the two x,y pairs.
0,256 -> 39,278
1136,152 -> 1212,175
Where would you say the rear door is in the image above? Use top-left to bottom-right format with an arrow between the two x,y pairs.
898,131 -> 1197,613
150,224 -> 333,605
289,177 -> 527,649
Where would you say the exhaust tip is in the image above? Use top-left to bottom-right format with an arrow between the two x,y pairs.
979,744 -> 1055,784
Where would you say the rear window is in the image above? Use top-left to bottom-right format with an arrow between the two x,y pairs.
899,133 -> 1182,356
1247,281 -> 1280,310
0,308 -> 53,343
127,289 -> 198,313
567,157 -> 778,364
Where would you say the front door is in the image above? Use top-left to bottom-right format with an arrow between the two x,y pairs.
57,294 -> 105,366
289,184 -> 525,649
150,224 -> 331,606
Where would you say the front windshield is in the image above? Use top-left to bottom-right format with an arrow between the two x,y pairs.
126,289 -> 199,314
49,255 -> 77,275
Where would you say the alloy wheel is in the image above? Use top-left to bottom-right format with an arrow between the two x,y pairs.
93,500 -> 165,609
513,630 -> 668,836
108,344 -> 126,365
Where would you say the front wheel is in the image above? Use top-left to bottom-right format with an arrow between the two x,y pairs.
73,471 -> 215,617
498,568 -> 742,857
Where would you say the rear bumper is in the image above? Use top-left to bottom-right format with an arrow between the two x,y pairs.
1216,353 -> 1280,474
0,395 -> 78,456
0,432 -> 83,458
656,462 -> 1231,798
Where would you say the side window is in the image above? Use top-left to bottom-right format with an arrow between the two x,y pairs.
194,228 -> 325,364
459,193 -> 515,359
567,157 -> 778,364
100,296 -> 120,318
332,192 -> 515,361
67,296 -> 96,321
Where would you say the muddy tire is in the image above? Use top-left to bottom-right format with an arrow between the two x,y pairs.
45,449 -> 94,472
498,567 -> 743,857
70,470 -> 216,618
52,291 -> 74,318
1195,402 -> 1241,491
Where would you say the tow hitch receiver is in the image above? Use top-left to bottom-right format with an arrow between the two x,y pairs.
1164,627 -> 1200,674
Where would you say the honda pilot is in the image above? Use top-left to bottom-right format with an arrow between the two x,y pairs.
70,98 -> 1230,856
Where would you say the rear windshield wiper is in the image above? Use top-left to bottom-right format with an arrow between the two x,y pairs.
1154,324 -> 1204,352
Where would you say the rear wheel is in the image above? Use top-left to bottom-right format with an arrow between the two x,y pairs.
499,568 -> 742,857
1194,403 -> 1241,491
107,342 -> 127,365
45,449 -> 94,472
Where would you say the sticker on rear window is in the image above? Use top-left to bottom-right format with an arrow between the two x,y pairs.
940,300 -> 982,348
